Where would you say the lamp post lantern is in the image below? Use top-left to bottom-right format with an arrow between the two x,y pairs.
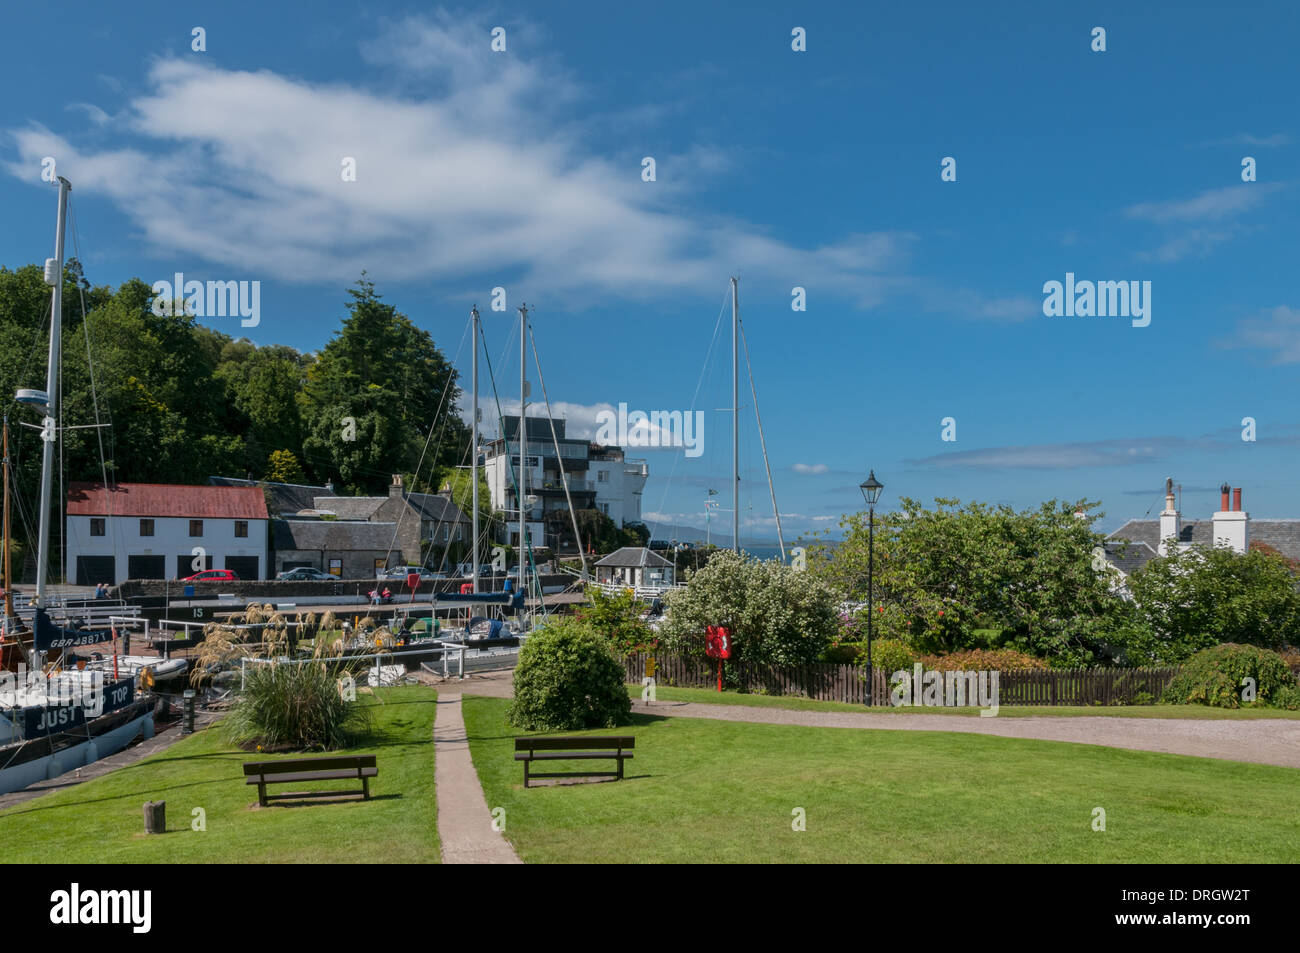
859,470 -> 884,706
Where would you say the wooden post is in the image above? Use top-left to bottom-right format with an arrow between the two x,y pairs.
143,800 -> 165,834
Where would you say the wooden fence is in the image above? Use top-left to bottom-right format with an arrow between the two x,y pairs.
624,652 -> 1181,707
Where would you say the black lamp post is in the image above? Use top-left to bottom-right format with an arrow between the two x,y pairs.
859,470 -> 884,706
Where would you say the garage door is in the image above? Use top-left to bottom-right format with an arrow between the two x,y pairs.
177,553 -> 214,577
75,555 -> 116,586
225,556 -> 260,580
126,555 -> 167,580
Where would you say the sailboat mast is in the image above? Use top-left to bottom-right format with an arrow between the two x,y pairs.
731,277 -> 739,555
2,417 -> 11,624
35,177 -> 70,625
518,304 -> 528,604
471,306 -> 480,595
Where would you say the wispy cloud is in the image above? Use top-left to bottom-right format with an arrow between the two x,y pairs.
1219,305 -> 1300,364
792,462 -> 828,474
1123,184 -> 1283,263
3,15 -> 912,309
1194,132 -> 1290,148
907,435 -> 1215,470
1124,184 -> 1277,224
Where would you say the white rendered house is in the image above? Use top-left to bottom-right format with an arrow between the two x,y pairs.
65,482 -> 269,584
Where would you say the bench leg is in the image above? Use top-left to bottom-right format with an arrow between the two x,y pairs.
362,776 -> 370,800
524,759 -> 530,789
617,755 -> 625,781
258,782 -> 267,807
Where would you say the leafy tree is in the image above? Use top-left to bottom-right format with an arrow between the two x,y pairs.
1129,544 -> 1300,661
300,276 -> 466,493
580,586 -> 655,655
810,497 -> 1135,666
265,449 -> 307,484
660,550 -> 839,668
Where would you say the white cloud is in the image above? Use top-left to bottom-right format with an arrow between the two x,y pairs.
1221,305 -> 1300,364
4,19 -> 911,307
1124,185 -> 1278,224
792,462 -> 828,474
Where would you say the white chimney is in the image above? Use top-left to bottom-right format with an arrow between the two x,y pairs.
1158,477 -> 1180,556
1212,484 -> 1248,554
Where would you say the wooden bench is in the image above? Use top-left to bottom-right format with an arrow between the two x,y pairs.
242,754 -> 378,807
514,736 -> 634,788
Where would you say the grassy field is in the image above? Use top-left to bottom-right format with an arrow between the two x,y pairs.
0,686 -> 439,863
466,695 -> 1300,863
634,684 -> 1300,719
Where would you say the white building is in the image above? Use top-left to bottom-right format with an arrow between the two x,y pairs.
65,482 -> 269,584
482,415 -> 648,552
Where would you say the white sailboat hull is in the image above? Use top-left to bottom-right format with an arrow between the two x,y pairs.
0,709 -> 153,796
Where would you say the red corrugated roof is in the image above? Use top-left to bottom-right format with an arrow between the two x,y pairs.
67,482 -> 269,520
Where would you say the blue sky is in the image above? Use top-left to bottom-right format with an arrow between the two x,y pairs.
2,1 -> 1297,543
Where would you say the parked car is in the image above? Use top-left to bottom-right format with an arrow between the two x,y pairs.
377,565 -> 444,582
275,567 -> 336,581
181,568 -> 238,582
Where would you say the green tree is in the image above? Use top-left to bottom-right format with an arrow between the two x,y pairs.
300,276 -> 466,493
265,449 -> 307,484
580,586 -> 655,655
1128,544 -> 1300,661
809,497 -> 1133,666
660,550 -> 839,667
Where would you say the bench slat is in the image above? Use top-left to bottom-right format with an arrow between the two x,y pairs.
515,751 -> 634,761
246,768 -> 379,785
242,754 -> 376,776
514,736 -> 635,752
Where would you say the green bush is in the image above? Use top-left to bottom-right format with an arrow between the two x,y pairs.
226,659 -> 370,751
916,648 -> 1047,671
819,641 -> 864,664
508,617 -> 632,730
855,638 -> 916,676
1161,643 -> 1298,709
1272,685 -> 1300,711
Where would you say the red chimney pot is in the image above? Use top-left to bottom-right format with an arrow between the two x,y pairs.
1220,484 -> 1230,511
1232,487 -> 1242,511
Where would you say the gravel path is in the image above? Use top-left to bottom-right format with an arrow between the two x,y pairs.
432,693 -> 521,864
433,670 -> 1300,770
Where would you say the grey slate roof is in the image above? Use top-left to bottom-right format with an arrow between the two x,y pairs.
1103,539 -> 1159,575
1108,518 -> 1300,566
210,476 -> 329,516
272,519 -> 399,551
595,546 -> 674,569
313,496 -> 387,520
406,492 -> 468,524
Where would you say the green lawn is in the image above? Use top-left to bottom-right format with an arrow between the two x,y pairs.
465,695 -> 1300,863
633,684 -> 1300,719
0,686 -> 439,863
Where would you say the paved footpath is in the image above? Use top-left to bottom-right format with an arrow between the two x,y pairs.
433,693 -> 521,864
433,669 -> 1300,770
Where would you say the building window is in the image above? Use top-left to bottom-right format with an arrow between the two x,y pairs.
600,503 -> 610,516
455,525 -> 463,541
139,519 -> 154,537
329,559 -> 343,577
442,524 -> 450,542
90,518 -> 105,537
374,558 -> 387,574
597,470 -> 609,483
234,520 -> 248,538
189,520 -> 203,537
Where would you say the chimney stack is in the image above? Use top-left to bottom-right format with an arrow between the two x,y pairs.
1213,482 -> 1249,553
1159,477 -> 1180,556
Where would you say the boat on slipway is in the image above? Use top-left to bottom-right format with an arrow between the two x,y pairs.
0,177 -> 155,795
